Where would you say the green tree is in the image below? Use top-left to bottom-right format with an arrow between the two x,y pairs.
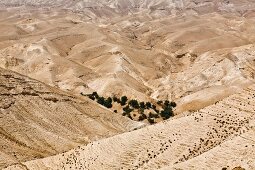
92,92 -> 99,99
140,102 -> 145,109
129,99 -> 139,109
170,101 -> 177,107
164,100 -> 170,107
104,97 -> 113,108
88,95 -> 95,100
113,96 -> 118,102
138,113 -> 147,121
121,96 -> 128,106
97,96 -> 105,105
123,106 -> 133,113
160,106 -> 173,120
107,97 -> 112,103
146,102 -> 152,108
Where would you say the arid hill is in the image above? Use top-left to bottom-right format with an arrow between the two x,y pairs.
0,0 -> 254,169
5,84 -> 255,170
0,6 -> 255,112
0,67 -> 142,169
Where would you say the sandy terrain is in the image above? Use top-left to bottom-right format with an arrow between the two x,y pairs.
0,67 -> 142,169
5,85 -> 255,170
0,0 -> 254,169
0,9 -> 255,110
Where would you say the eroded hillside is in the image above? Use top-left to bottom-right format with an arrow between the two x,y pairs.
0,0 -> 254,169
0,67 -> 142,169
0,6 -> 255,113
5,85 -> 255,170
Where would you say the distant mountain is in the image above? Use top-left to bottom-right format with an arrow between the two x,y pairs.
1,0 -> 255,19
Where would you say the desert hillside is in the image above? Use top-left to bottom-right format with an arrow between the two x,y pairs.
5,84 -> 255,170
0,5 -> 255,112
0,0 -> 254,169
0,67 -> 142,169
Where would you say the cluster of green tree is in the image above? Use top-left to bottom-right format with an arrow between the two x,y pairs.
82,92 -> 176,124
159,100 -> 176,120
82,92 -> 113,108
113,96 -> 128,106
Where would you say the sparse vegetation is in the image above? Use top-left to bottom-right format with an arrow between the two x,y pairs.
120,96 -> 128,106
146,102 -> 152,108
82,92 -> 177,124
138,113 -> 147,121
147,118 -> 155,124
129,99 -> 139,109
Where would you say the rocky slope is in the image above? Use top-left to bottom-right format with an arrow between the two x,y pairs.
5,84 -> 255,170
0,67 -> 142,169
0,0 -> 254,169
0,6 -> 255,112
1,0 -> 255,19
